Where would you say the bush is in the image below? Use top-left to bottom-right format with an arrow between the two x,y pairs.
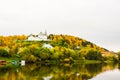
0,48 -> 10,57
35,47 -> 50,60
64,58 -> 70,63
103,53 -> 118,62
86,49 -> 102,60
118,51 -> 120,61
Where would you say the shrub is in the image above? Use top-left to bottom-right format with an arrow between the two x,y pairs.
86,49 -> 102,60
103,53 -> 118,62
0,48 -> 10,57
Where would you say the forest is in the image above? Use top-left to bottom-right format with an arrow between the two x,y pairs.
0,34 -> 119,63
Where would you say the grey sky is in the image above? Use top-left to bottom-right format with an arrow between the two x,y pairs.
0,0 -> 120,52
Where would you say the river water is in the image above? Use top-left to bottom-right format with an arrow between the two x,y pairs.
0,63 -> 120,80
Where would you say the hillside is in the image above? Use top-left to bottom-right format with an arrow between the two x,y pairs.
0,34 -> 118,63
48,34 -> 108,52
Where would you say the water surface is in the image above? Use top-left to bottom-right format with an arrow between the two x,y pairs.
0,63 -> 120,80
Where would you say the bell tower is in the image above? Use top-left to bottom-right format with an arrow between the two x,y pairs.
45,29 -> 47,36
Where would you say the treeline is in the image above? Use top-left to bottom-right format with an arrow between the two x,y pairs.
0,34 -> 119,63
48,34 -> 107,51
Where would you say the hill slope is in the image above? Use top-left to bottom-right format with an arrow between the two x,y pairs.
0,34 -> 115,63
48,34 -> 108,52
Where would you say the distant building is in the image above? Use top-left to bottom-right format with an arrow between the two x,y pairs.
27,34 -> 37,41
42,43 -> 53,49
38,31 -> 47,41
27,30 -> 50,41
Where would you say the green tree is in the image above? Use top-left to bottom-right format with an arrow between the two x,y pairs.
118,51 -> 120,61
86,49 -> 102,60
35,47 -> 50,60
0,48 -> 10,57
103,52 -> 118,62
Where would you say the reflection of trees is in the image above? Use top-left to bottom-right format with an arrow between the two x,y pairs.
0,63 -> 119,80
85,64 -> 102,74
117,63 -> 120,71
102,63 -> 118,72
0,65 -> 20,80
0,66 -> 11,77
119,64 -> 120,70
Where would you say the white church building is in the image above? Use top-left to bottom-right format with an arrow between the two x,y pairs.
27,31 -> 49,41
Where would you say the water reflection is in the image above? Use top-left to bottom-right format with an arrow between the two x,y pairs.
89,69 -> 120,80
0,63 -> 119,80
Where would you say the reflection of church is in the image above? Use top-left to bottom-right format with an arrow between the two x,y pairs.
27,30 -> 49,41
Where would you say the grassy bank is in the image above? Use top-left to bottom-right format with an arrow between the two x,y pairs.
84,60 -> 102,64
0,57 -> 20,64
0,57 -> 102,64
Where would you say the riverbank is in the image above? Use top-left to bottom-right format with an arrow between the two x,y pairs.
0,57 -> 113,66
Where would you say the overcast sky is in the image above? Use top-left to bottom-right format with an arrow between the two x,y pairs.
0,0 -> 120,52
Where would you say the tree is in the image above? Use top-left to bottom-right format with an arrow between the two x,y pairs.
103,52 -> 118,62
35,47 -> 50,60
118,51 -> 120,61
0,48 -> 9,57
86,48 -> 102,60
